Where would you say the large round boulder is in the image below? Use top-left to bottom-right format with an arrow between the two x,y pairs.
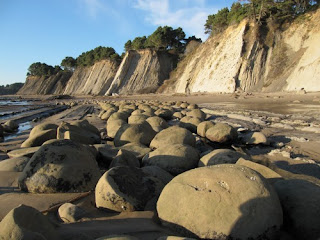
205,123 -> 238,143
146,116 -> 169,133
186,109 -> 206,121
0,156 -> 29,172
150,126 -> 196,149
3,120 -> 19,133
106,119 -> 127,138
120,142 -> 151,160
114,122 -> 156,147
95,166 -> 164,212
21,128 -> 57,148
0,204 -> 58,240
142,144 -> 199,175
179,116 -> 202,133
157,164 -> 283,239
154,109 -> 173,120
128,114 -> 148,124
109,149 -> 140,168
197,121 -> 215,138
101,109 -> 117,121
198,149 -> 247,167
19,140 -> 101,193
141,166 -> 173,185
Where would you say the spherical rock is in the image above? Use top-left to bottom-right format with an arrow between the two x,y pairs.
142,144 -> 199,175
3,120 -> 19,133
107,119 -> 127,138
114,122 -> 156,147
119,142 -> 151,160
199,149 -> 247,167
240,131 -> 269,145
155,109 -> 173,120
197,121 -> 215,138
0,204 -> 58,240
186,109 -> 206,121
21,129 -> 57,148
150,126 -> 196,149
128,114 -> 148,124
95,166 -> 164,212
109,149 -> 140,168
146,116 -> 169,133
157,164 -> 283,239
107,112 -> 130,124
101,109 -> 117,121
205,123 -> 238,143
141,166 -> 173,185
19,139 -> 101,193
172,112 -> 184,119
0,156 -> 29,172
58,203 -> 86,223
179,116 -> 202,133
95,235 -> 139,240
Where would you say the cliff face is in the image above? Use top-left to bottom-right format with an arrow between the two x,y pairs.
63,59 -> 118,95
159,8 -> 320,93
17,72 -> 72,95
106,49 -> 177,95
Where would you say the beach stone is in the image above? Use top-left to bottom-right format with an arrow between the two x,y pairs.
205,123 -> 238,143
19,140 -> 101,193
119,142 -> 151,160
186,109 -> 206,121
0,204 -> 58,240
240,131 -> 269,145
128,114 -> 148,124
57,121 -> 101,145
99,102 -> 115,111
94,144 -> 119,168
157,164 -> 283,239
150,126 -> 196,149
95,235 -> 139,240
0,156 -> 29,172
95,166 -> 164,212
58,203 -> 86,223
3,120 -> 19,133
107,119 -> 127,138
236,158 -> 282,183
155,109 -> 173,120
172,112 -> 184,119
274,179 -> 320,239
101,109 -> 117,121
114,122 -> 156,147
197,121 -> 215,137
146,116 -> 169,133
109,149 -> 140,168
142,144 -> 199,175
199,149 -> 247,167
157,236 -> 196,240
7,146 -> 40,158
179,116 -> 202,133
141,166 -> 174,185
187,104 -> 198,110
21,129 -> 57,148
107,112 -> 130,124
180,103 -> 189,109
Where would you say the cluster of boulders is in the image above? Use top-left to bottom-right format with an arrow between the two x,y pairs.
0,119 -> 19,140
1,100 -> 319,239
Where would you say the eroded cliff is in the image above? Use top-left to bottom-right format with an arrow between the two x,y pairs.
159,8 -> 320,93
106,49 -> 177,95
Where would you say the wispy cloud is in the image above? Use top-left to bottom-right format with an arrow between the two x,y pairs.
133,0 -> 217,40
80,0 -> 105,19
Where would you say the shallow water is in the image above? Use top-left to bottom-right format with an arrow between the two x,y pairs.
3,121 -> 32,141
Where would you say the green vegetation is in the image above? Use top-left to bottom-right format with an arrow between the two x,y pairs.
61,56 -> 76,71
0,83 -> 24,95
27,62 -> 62,77
205,0 -> 320,35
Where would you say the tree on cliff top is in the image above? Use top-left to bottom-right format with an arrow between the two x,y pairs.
27,62 -> 61,77
61,56 -> 77,71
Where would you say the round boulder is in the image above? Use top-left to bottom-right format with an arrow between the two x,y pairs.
120,142 -> 151,160
150,126 -> 196,149
197,121 -> 215,138
0,156 -> 30,172
19,140 -> 101,193
179,116 -> 202,133
141,166 -> 173,185
3,120 -> 19,133
157,165 -> 283,239
107,119 -> 127,138
186,109 -> 206,121
128,114 -> 148,124
199,149 -> 247,167
205,123 -> 238,143
95,235 -> 138,240
114,122 -> 156,147
95,166 -> 164,212
146,116 -> 169,133
142,144 -> 199,175
240,131 -> 269,145
58,203 -> 86,223
109,149 -> 140,168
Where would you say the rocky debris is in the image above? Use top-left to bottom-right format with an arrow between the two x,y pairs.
274,179 -> 320,239
95,166 -> 164,212
236,158 -> 282,184
239,131 -> 269,145
114,121 -> 156,147
150,126 -> 196,149
109,149 -> 140,168
142,144 -> 199,175
205,122 -> 238,143
0,156 -> 30,172
119,142 -> 151,160
199,149 -> 248,167
157,164 -> 283,239
146,116 -> 169,133
179,116 -> 202,133
57,120 -> 101,145
0,204 -> 58,240
196,121 -> 215,138
19,140 -> 101,193
58,203 -> 87,223
2,120 -> 19,133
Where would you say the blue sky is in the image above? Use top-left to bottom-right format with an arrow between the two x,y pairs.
0,0 -> 234,85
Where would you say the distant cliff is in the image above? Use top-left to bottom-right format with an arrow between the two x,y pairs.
17,71 -> 72,95
159,8 -> 320,93
106,49 -> 177,95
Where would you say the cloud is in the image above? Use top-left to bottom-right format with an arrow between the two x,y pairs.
81,0 -> 105,18
133,0 -> 217,40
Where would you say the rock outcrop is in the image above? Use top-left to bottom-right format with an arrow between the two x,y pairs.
106,49 -> 177,95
